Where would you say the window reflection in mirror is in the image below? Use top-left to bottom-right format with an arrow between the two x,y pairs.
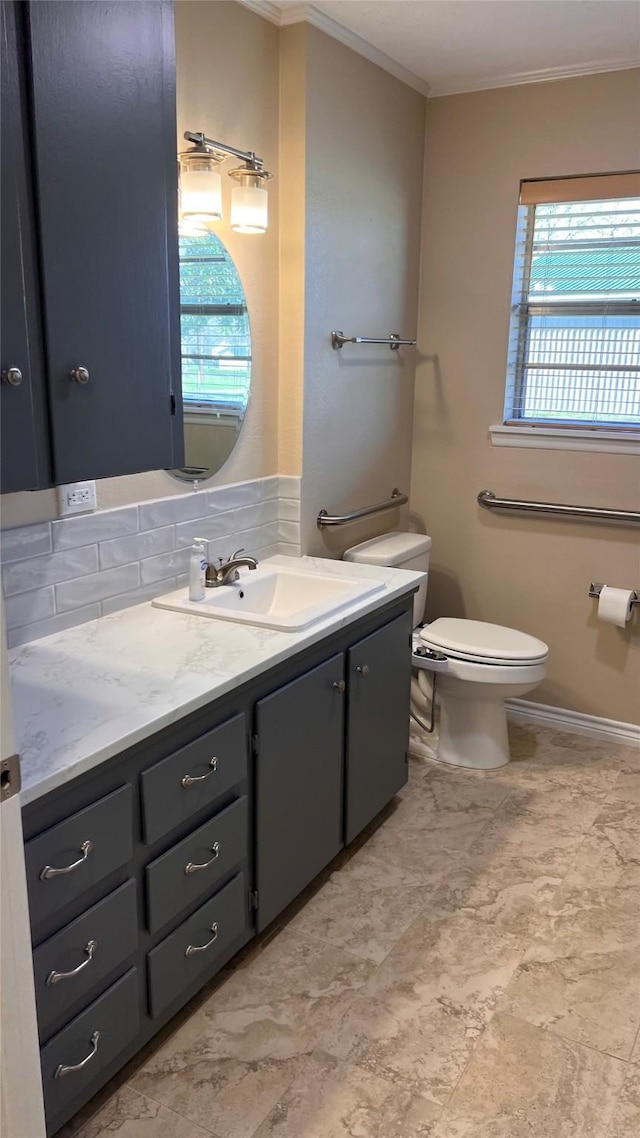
171,231 -> 251,483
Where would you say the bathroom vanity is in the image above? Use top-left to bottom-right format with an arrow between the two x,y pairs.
12,558 -> 422,1134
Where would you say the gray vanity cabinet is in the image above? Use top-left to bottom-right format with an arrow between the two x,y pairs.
0,0 -> 183,493
345,611 -> 413,843
21,596 -> 415,1135
254,654 -> 346,932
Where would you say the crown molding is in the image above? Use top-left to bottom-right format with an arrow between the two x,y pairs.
237,0 -> 282,26
429,57 -> 640,97
237,1 -> 430,97
238,2 -> 638,100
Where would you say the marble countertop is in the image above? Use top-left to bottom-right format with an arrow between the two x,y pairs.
9,555 -> 424,805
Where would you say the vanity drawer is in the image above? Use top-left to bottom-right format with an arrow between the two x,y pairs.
146,795 -> 248,933
141,712 -> 247,845
25,785 -> 133,930
148,872 -> 247,1018
33,880 -> 138,1040
40,967 -> 139,1126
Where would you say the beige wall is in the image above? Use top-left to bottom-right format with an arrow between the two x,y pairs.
411,69 -> 640,723
1,0 -> 281,528
299,27 -> 426,555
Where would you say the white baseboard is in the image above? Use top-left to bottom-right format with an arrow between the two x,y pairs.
506,698 -> 640,749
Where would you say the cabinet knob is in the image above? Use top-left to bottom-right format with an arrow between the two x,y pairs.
70,366 -> 90,385
2,366 -> 23,387
356,664 -> 370,677
332,680 -> 346,693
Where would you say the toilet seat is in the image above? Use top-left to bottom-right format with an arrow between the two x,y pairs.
419,617 -> 548,667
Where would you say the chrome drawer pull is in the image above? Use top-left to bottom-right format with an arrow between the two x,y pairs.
54,1030 -> 100,1079
40,840 -> 93,881
181,757 -> 218,788
46,939 -> 98,986
185,922 -> 219,957
185,841 -> 219,875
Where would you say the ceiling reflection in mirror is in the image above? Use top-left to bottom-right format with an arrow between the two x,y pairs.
171,231 -> 251,483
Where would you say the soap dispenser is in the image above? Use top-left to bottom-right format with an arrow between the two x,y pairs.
189,538 -> 207,601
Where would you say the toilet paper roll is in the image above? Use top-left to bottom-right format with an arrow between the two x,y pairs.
597,586 -> 635,628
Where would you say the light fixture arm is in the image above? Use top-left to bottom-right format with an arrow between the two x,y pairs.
184,131 -> 265,173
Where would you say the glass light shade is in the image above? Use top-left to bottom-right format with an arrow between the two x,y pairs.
180,164 -> 222,224
230,183 -> 268,234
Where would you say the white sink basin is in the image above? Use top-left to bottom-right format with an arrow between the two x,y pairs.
152,561 -> 385,631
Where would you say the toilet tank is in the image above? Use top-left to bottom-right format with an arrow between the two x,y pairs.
343,531 -> 432,627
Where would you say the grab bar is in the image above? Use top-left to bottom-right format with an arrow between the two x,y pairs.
331,331 -> 416,350
317,488 -> 408,529
478,490 -> 640,527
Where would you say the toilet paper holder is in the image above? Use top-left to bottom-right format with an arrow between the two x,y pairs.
589,582 -> 639,605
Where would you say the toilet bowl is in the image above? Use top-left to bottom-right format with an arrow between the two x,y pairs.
343,533 -> 548,770
417,618 -> 547,769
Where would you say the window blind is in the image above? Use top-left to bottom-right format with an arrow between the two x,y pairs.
179,233 -> 251,414
504,175 -> 640,428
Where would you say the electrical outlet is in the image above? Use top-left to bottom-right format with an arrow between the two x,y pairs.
57,480 -> 98,516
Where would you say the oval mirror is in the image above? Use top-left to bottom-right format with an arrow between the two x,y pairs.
171,231 -> 251,483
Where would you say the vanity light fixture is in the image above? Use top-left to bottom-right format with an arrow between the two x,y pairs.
179,131 -> 273,234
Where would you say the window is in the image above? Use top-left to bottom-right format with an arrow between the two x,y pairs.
178,232 -> 251,416
503,173 -> 640,438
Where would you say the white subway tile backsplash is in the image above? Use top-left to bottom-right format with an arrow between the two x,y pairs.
55,564 -> 140,612
174,512 -> 237,548
279,498 -> 301,521
1,522 -> 52,563
278,519 -> 301,545
101,577 -> 177,617
52,506 -> 138,551
2,546 -> 99,596
140,547 -> 191,585
278,476 -> 301,499
139,492 -> 207,531
277,543 -> 301,559
206,478 -> 265,514
261,476 -> 279,500
4,587 -> 56,630
99,526 -> 174,569
234,500 -> 279,532
203,523 -> 279,566
7,605 -> 101,649
2,476 -> 302,645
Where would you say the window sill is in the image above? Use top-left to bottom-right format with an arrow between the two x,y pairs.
184,409 -> 244,426
489,424 -> 640,455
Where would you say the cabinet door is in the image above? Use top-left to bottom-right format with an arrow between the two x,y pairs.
26,0 -> 183,484
345,611 -> 412,844
255,654 -> 345,931
0,0 -> 51,493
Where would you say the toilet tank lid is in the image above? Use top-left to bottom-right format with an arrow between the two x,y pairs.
343,531 -> 432,566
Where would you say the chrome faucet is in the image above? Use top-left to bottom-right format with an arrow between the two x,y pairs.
205,548 -> 258,588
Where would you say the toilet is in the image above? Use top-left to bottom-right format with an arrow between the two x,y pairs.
344,532 -> 548,770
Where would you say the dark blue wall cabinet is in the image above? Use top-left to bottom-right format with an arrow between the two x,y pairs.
0,1 -> 183,492
0,1 -> 50,491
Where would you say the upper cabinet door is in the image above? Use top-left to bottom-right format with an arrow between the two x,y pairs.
26,0 -> 184,484
345,611 -> 413,844
1,1 -> 51,493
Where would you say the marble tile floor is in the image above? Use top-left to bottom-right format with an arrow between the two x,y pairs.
61,724 -> 640,1138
